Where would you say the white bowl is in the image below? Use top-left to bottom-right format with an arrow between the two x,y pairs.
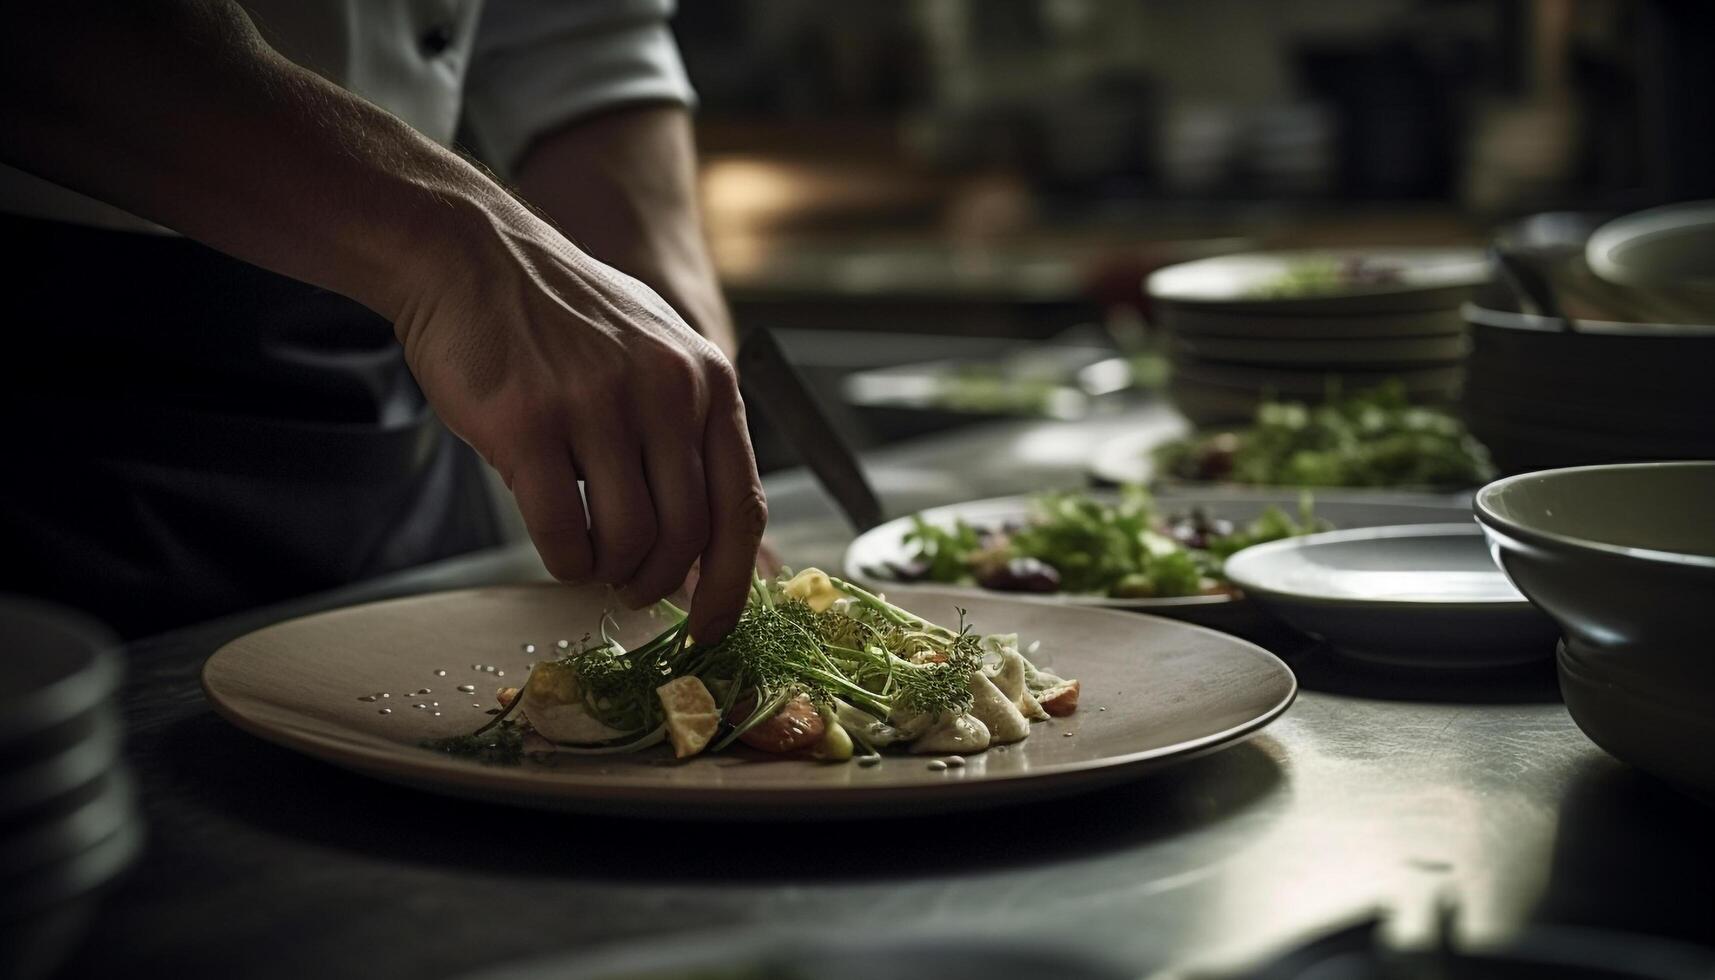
1222,524 -> 1556,669
1475,462 -> 1715,794
1586,201 -> 1715,295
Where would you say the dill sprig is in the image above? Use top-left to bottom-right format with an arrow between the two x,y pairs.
887,612 -> 983,716
429,570 -> 999,762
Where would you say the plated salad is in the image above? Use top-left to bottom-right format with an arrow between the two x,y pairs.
429,569 -> 1077,765
888,486 -> 1326,599
1155,383 -> 1494,488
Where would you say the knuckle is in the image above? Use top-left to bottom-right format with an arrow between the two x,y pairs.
654,347 -> 705,392
623,567 -> 681,608
687,512 -> 714,552
593,513 -> 659,580
639,350 -> 709,424
663,524 -> 711,571
729,489 -> 769,536
540,547 -> 593,583
511,391 -> 565,438
627,513 -> 708,600
527,515 -> 594,583
703,355 -> 740,395
477,442 -> 516,488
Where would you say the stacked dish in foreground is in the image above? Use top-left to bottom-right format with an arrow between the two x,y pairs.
1461,304 -> 1715,473
0,598 -> 140,980
1477,462 -> 1715,799
1147,248 -> 1489,427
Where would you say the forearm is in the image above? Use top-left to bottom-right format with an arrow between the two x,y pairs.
513,105 -> 735,359
0,2 -> 765,635
0,0 -> 506,322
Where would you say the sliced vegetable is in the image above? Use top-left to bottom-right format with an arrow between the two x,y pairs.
657,676 -> 721,759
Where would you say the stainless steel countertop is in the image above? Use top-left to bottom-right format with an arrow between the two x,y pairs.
71,401 -> 1714,979
753,400 -> 1715,973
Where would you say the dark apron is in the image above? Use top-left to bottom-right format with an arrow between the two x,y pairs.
1,214 -> 502,637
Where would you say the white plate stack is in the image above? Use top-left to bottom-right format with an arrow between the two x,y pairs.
1147,248 -> 1490,426
0,598 -> 140,980
1461,305 -> 1715,473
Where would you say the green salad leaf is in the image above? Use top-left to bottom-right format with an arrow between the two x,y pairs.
1155,382 -> 1495,488
899,485 -> 1324,598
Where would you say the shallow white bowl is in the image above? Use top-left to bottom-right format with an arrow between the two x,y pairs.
1475,462 -> 1715,654
1222,524 -> 1557,668
1586,200 -> 1715,296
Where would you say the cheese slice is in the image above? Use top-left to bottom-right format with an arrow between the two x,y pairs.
656,676 -> 721,758
782,567 -> 842,612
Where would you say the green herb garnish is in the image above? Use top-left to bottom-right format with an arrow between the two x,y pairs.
427,572 -> 999,761
1155,382 -> 1495,488
899,485 -> 1324,598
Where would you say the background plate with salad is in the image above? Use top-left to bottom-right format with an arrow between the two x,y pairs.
844,487 -> 1474,626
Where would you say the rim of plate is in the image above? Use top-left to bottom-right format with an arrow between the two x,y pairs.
1223,523 -> 1533,610
1084,429 -> 1162,486
459,926 -> 1135,980
1464,302 -> 1715,337
1148,247 -> 1489,305
1474,462 -> 1715,571
0,597 -> 124,743
1585,200 -> 1715,291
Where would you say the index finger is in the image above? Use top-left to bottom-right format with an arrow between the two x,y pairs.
687,380 -> 767,643
509,436 -> 594,584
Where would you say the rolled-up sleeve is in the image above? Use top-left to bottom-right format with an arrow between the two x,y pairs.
462,0 -> 696,175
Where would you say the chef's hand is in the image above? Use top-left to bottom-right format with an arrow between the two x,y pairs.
0,1 -> 765,639
396,196 -> 766,642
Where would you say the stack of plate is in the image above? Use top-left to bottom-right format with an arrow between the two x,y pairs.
1461,305 -> 1715,473
0,597 -> 140,980
1147,248 -> 1489,426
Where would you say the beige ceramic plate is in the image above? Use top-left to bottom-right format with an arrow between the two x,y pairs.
202,585 -> 1296,820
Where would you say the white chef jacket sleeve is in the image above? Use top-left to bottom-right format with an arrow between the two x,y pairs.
462,0 -> 696,176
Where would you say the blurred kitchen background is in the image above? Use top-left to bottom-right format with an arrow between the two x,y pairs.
658,0 -> 1713,470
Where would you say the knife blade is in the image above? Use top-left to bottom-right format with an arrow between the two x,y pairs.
737,328 -> 884,533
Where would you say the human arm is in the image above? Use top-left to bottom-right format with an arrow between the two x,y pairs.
0,0 -> 764,638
